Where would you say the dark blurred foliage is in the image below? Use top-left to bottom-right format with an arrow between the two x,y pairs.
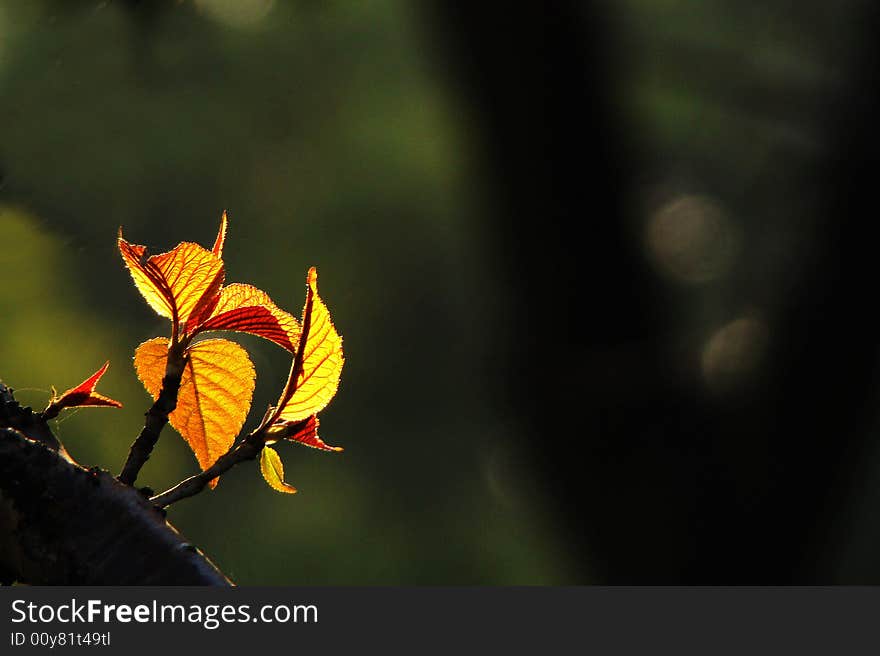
429,0 -> 880,583
2,0 -> 880,583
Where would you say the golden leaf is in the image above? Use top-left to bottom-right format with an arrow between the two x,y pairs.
259,445 -> 298,494
149,243 -> 226,329
118,231 -> 225,329
274,267 -> 344,423
134,337 -> 255,485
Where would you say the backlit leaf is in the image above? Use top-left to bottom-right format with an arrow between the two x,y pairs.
268,415 -> 343,452
275,267 -> 344,423
134,337 -> 255,486
118,233 -> 174,319
260,445 -> 297,494
196,283 -> 301,352
131,337 -> 172,396
118,230 -> 225,329
45,361 -> 123,417
212,210 -> 228,258
150,243 -> 225,329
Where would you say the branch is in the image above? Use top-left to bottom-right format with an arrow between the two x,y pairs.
1,382 -> 65,454
118,344 -> 186,485
151,410 -> 318,508
0,390 -> 231,584
151,430 -> 266,508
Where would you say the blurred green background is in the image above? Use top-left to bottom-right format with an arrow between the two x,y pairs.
0,0 -> 573,584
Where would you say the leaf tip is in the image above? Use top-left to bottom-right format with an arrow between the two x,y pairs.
212,211 -> 228,257
307,266 -> 318,288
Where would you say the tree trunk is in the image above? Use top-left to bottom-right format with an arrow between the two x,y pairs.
0,382 -> 230,585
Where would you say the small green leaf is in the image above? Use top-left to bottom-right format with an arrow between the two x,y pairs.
260,446 -> 297,494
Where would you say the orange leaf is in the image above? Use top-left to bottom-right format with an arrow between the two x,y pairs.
259,446 -> 297,494
134,337 -> 255,486
45,361 -> 123,417
118,230 -> 225,329
274,267 -> 344,423
196,283 -> 301,352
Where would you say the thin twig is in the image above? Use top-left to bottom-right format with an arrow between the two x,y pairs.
118,345 -> 186,486
151,412 -> 316,508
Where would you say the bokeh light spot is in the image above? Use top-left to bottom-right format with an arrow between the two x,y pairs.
646,194 -> 740,283
701,316 -> 768,390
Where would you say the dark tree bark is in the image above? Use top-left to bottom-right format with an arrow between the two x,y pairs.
0,382 -> 230,585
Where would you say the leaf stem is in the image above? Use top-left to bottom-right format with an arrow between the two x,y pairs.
266,277 -> 314,426
118,344 -> 186,486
